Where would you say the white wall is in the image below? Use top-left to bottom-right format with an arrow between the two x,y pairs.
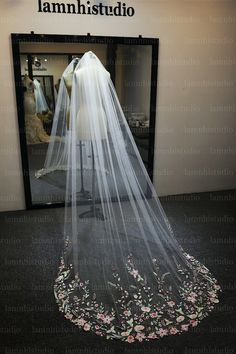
0,0 -> 236,211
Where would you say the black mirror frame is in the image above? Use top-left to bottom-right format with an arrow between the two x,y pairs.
11,33 -> 159,210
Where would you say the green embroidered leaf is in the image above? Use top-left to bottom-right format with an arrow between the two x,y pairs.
176,308 -> 184,315
127,318 -> 133,326
130,285 -> 137,289
188,314 -> 197,319
107,282 -> 117,288
161,272 -> 170,281
197,306 -> 204,311
107,326 -> 116,333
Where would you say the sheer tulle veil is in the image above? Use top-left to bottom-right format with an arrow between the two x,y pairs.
38,51 -> 221,343
33,79 -> 49,114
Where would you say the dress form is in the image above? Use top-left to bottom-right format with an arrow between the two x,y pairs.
74,58 -> 108,218
75,56 -> 109,141
63,58 -> 79,129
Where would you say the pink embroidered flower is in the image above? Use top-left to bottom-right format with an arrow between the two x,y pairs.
95,331 -> 103,336
200,267 -> 208,274
130,269 -> 139,278
181,324 -> 189,331
150,312 -> 158,318
189,292 -> 197,297
97,313 -> 105,320
190,319 -> 198,327
209,297 -> 219,303
103,316 -> 114,324
136,332 -> 145,342
167,301 -> 175,307
65,313 -> 73,320
187,295 -> 197,303
77,318 -> 86,326
95,325 -> 100,330
158,328 -> 168,337
214,284 -> 221,290
208,291 -> 216,297
127,335 -> 135,343
176,315 -> 185,323
121,331 -> 131,337
58,293 -> 66,299
134,325 -> 145,332
169,327 -> 178,335
83,323 -> 91,331
141,306 -> 151,313
123,310 -> 131,317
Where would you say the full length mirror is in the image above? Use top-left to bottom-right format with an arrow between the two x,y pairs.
12,34 -> 158,208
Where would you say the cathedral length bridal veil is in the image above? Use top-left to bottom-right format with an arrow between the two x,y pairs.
39,51 -> 221,343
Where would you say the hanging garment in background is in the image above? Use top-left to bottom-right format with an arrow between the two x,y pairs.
23,75 -> 50,144
33,79 -> 49,114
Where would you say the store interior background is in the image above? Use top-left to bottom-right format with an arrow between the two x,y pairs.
0,0 -> 236,212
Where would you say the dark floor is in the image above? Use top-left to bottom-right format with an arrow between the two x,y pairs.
0,189 -> 236,354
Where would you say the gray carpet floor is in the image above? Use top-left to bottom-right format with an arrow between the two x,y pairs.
0,189 -> 235,354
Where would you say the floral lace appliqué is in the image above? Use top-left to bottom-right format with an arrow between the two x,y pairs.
54,252 -> 221,343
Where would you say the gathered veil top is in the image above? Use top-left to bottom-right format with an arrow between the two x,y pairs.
37,51 -> 221,343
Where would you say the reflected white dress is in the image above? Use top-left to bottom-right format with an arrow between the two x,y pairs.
23,77 -> 50,144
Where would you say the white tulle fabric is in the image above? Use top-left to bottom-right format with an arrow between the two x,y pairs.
33,79 -> 49,114
39,52 -> 221,343
36,58 -> 92,184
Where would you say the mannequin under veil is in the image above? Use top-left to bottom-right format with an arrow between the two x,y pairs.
39,51 -> 221,343
63,58 -> 79,130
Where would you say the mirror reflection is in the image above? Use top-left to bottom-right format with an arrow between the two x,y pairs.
18,40 -> 154,206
